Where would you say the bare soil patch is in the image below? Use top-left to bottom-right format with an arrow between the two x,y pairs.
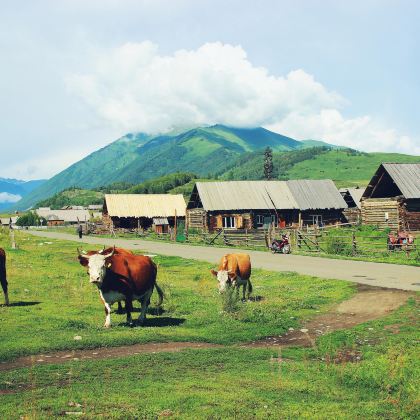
0,285 -> 412,373
245,284 -> 412,348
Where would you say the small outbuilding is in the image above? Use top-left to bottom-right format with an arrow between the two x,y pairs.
187,180 -> 347,232
361,163 -> 420,231
103,194 -> 186,231
340,187 -> 363,224
36,208 -> 91,225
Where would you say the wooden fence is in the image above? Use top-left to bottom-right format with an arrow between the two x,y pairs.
295,228 -> 417,257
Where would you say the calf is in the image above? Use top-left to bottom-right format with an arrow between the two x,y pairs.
211,253 -> 252,300
0,248 -> 9,305
78,247 -> 163,327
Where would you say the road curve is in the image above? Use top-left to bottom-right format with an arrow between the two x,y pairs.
27,230 -> 420,291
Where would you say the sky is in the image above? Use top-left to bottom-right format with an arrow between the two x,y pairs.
1,0 -> 419,180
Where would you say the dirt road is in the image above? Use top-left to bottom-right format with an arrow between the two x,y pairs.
0,283 -> 411,372
28,230 -> 420,291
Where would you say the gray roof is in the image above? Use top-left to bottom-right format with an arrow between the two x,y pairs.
382,163 -> 420,199
194,180 -> 346,211
287,179 -> 347,210
195,181 -> 294,211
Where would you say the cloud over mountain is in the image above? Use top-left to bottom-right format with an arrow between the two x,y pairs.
67,41 -> 419,155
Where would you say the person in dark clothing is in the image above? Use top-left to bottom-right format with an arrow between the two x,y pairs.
77,224 -> 83,239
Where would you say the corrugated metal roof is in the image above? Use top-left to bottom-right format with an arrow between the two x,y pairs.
105,194 -> 186,218
382,163 -> 420,199
287,179 -> 347,210
36,209 -> 91,223
153,217 -> 169,225
195,180 -> 346,211
196,181 -> 294,211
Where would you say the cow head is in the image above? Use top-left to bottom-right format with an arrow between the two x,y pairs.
210,269 -> 236,293
78,247 -> 115,286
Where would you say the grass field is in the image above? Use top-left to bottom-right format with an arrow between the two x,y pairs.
0,230 -> 418,419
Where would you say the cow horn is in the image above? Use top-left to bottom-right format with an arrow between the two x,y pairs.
98,245 -> 106,254
103,245 -> 115,259
77,248 -> 90,258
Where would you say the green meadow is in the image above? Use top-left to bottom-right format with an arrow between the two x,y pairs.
0,229 -> 418,419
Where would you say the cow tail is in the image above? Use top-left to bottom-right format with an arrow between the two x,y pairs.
154,282 -> 164,307
0,252 -> 7,295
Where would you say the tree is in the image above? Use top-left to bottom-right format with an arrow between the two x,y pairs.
264,147 -> 273,180
16,212 -> 46,227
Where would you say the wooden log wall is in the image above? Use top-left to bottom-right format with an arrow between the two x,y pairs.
361,198 -> 400,230
187,209 -> 207,230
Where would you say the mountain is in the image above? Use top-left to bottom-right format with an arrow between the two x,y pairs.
12,124 -> 420,210
0,178 -> 46,212
12,125 -> 314,210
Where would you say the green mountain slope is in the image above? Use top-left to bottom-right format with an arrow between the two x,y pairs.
12,123 -> 420,210
14,133 -> 151,210
285,149 -> 420,187
13,125 -> 309,209
218,148 -> 420,188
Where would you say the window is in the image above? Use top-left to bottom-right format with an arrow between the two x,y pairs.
310,215 -> 323,226
256,215 -> 264,227
223,216 -> 236,229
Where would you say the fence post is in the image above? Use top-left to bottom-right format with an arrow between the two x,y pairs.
352,231 -> 357,255
10,229 -> 17,249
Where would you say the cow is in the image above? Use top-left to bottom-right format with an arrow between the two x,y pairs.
78,247 -> 134,313
78,247 -> 163,327
0,248 -> 9,306
211,253 -> 252,300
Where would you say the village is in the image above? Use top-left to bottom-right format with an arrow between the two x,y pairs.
4,162 -> 418,260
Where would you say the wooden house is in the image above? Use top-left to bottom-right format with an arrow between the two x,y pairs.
361,163 -> 420,231
103,194 -> 186,231
187,180 -> 347,232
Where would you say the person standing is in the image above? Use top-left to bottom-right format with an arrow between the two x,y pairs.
77,224 -> 83,239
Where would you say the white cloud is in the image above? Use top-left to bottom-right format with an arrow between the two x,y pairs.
0,192 -> 22,203
66,41 -> 419,154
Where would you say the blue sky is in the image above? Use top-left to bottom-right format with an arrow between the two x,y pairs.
1,0 -> 419,180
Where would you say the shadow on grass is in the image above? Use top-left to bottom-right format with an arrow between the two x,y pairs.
117,317 -> 186,328
114,307 -> 166,315
248,295 -> 264,302
142,317 -> 186,327
2,301 -> 41,307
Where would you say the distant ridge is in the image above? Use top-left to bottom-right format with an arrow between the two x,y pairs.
10,124 -> 420,210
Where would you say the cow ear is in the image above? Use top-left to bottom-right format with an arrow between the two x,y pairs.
78,256 -> 89,267
210,269 -> 218,277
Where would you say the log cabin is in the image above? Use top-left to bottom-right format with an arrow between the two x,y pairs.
361,163 -> 420,231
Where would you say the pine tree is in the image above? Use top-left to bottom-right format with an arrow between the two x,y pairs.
264,147 -> 273,180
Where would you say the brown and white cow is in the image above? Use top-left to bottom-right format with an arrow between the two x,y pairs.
0,248 -> 9,306
78,247 -> 163,327
211,253 -> 252,300
78,247 -> 133,313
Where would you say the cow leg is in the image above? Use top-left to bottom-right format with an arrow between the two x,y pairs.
103,301 -> 112,328
116,301 -> 124,314
138,288 -> 153,326
125,298 -> 133,326
100,292 -> 112,328
246,279 -> 253,300
1,278 -> 8,306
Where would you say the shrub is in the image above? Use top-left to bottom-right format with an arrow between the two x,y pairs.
221,286 -> 240,314
325,236 -> 353,256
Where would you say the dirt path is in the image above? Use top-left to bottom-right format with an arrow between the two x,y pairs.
0,285 -> 412,372
27,230 -> 420,291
